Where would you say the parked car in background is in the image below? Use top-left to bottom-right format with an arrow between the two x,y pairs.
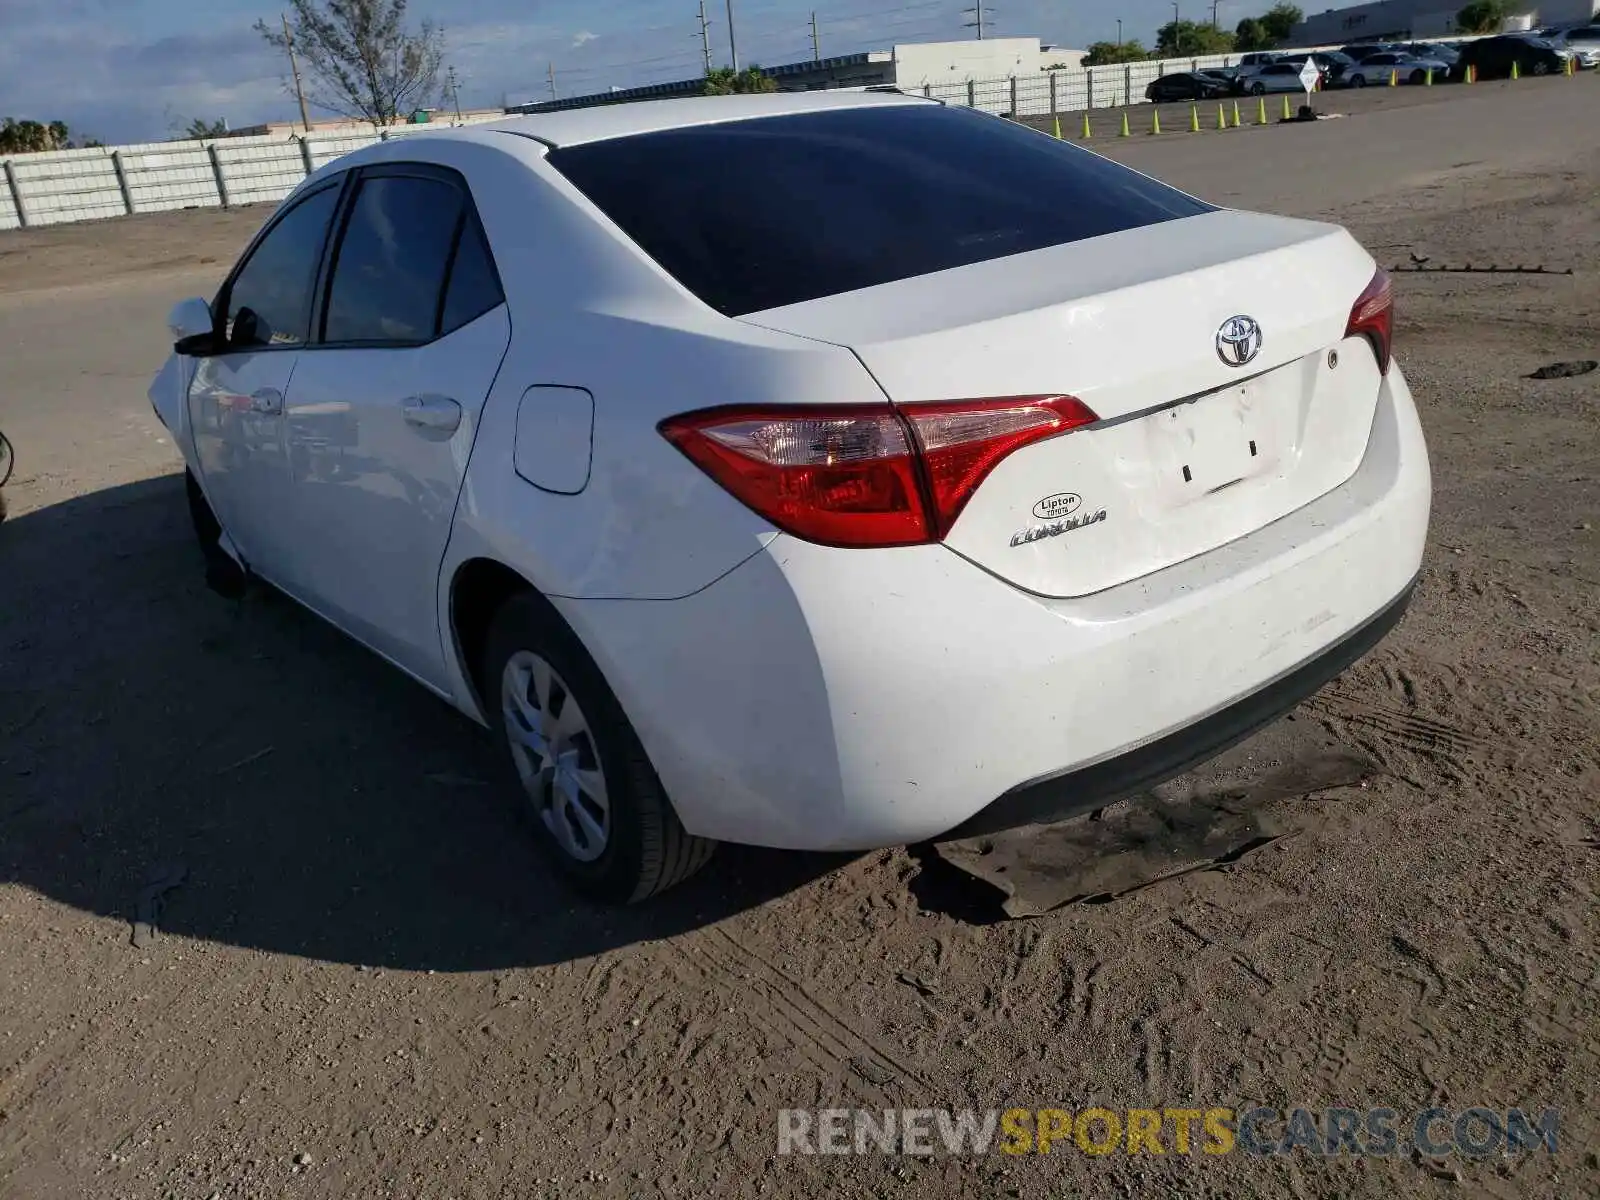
1146,71 -> 1230,102
1239,61 -> 1321,93
1340,42 -> 1405,61
1197,67 -> 1243,88
1236,51 -> 1281,68
1344,51 -> 1451,86
1277,51 -> 1357,85
1453,35 -> 1572,79
1539,25 -> 1600,67
1402,41 -> 1460,64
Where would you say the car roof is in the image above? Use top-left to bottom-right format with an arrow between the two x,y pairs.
477,89 -> 931,148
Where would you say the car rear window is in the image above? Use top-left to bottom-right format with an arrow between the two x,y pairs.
544,103 -> 1213,316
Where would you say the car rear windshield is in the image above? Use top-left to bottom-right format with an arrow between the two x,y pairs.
544,103 -> 1213,316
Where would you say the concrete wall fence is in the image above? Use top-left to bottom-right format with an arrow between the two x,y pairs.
0,115 -> 505,231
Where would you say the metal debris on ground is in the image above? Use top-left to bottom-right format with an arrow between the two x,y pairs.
933,720 -> 1381,919
1389,263 -> 1575,274
1527,360 -> 1598,379
214,746 -> 274,775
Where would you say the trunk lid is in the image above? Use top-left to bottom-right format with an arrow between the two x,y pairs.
740,209 -> 1385,598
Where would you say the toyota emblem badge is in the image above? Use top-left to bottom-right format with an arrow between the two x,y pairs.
1215,315 -> 1264,368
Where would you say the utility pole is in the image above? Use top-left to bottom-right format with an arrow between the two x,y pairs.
1211,0 -> 1221,29
281,12 -> 313,133
547,62 -> 558,101
810,10 -> 821,62
696,0 -> 714,74
726,0 -> 740,70
446,66 -> 463,121
963,0 -> 986,40
1172,1 -> 1181,54
1117,18 -> 1123,45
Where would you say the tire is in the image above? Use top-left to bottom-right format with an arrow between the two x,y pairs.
185,470 -> 247,599
1410,69 -> 1426,84
1351,74 -> 1366,87
1532,60 -> 1550,76
482,591 -> 715,904
1251,82 -> 1266,95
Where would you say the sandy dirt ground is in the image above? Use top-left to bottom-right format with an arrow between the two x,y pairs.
0,77 -> 1596,1199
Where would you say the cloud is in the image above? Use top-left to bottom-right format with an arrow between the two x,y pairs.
571,30 -> 599,48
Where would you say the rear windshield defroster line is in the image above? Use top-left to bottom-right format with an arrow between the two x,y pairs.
546,104 -> 1214,317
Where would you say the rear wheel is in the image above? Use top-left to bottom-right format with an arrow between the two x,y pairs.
1251,81 -> 1267,94
1531,59 -> 1551,75
482,592 -> 715,904
1410,69 -> 1426,84
1351,74 -> 1367,87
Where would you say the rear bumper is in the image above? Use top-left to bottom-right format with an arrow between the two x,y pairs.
945,571 -> 1416,838
560,367 -> 1431,851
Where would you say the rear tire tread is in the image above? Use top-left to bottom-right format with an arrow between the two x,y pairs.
483,592 -> 715,904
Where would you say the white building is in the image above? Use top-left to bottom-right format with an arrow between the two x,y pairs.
510,37 -> 1085,114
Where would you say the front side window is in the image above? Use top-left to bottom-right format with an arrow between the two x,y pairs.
225,185 -> 341,348
323,175 -> 463,345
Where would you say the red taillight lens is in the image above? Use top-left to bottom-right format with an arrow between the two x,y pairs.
1347,267 -> 1395,375
659,395 -> 1098,549
900,395 -> 1099,538
660,405 -> 929,548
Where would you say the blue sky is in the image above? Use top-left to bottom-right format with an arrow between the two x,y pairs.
0,0 -> 1329,143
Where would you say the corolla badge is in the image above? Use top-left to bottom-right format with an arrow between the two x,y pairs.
1215,314 -> 1264,368
1031,492 -> 1082,521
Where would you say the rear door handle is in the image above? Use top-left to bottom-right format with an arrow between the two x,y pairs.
250,387 -> 284,415
402,394 -> 462,433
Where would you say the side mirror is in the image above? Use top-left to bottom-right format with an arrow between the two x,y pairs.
169,297 -> 216,356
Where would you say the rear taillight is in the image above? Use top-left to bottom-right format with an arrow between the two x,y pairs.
1347,267 -> 1395,375
659,395 -> 1098,548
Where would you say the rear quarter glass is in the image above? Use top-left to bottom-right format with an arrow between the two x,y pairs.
545,104 -> 1214,317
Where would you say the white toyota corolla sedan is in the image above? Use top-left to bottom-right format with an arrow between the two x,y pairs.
148,91 -> 1431,903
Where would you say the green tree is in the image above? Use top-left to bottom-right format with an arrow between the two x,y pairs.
1234,17 -> 1270,49
1455,0 -> 1505,33
1082,39 -> 1151,65
1259,3 -> 1304,41
254,0 -> 445,130
1156,20 -> 1235,56
704,66 -> 777,94
185,117 -> 230,139
0,117 -> 85,153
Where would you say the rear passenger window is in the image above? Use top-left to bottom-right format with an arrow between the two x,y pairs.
323,175 -> 462,344
440,217 -> 505,335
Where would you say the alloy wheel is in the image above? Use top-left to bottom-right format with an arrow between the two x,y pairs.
501,649 -> 611,863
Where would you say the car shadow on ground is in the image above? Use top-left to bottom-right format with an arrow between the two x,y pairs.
0,475 -> 853,972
